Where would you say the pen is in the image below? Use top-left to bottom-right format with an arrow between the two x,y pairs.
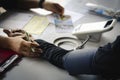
54,13 -> 64,20
60,15 -> 64,20
25,32 -> 35,53
58,15 -> 64,20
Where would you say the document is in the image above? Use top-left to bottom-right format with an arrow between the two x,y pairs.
54,14 -> 74,33
23,16 -> 49,35
0,12 -> 34,29
30,8 -> 52,16
31,8 -> 84,24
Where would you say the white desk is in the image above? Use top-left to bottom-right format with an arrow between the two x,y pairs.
1,0 -> 120,80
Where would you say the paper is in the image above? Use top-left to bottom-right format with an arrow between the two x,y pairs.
30,8 -> 84,23
23,16 -> 49,34
30,8 -> 52,15
65,10 -> 84,23
0,12 -> 34,29
54,14 -> 74,33
47,10 -> 84,24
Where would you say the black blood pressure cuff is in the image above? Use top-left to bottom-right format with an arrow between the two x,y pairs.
39,0 -> 45,8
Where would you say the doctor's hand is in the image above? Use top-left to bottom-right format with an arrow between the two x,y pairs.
3,29 -> 42,57
3,29 -> 34,41
43,2 -> 64,16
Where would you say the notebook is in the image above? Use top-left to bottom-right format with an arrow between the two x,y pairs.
0,49 -> 22,74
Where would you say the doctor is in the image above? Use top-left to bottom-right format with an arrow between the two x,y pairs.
0,0 -> 64,57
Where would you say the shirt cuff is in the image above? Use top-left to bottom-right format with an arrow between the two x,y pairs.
39,0 -> 45,8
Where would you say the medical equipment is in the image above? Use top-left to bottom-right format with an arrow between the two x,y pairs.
54,19 -> 117,50
72,19 -> 117,42
86,3 -> 120,19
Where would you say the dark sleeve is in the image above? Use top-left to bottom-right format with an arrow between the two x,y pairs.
35,39 -> 69,68
94,35 -> 120,75
0,0 -> 18,10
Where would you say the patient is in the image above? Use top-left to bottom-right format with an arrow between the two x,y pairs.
4,29 -> 120,77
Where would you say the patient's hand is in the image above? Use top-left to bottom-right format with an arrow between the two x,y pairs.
4,29 -> 36,41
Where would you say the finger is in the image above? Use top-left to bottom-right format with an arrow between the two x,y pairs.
11,29 -> 25,33
18,34 -> 26,39
32,48 -> 43,54
29,34 -> 32,37
22,41 -> 37,48
53,3 -> 64,15
3,29 -> 11,36
31,42 -> 40,47
54,4 -> 64,12
20,42 -> 41,57
22,48 -> 41,57
24,42 -> 42,54
11,32 -> 24,37
3,29 -> 27,38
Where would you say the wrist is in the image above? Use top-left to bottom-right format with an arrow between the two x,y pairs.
0,36 -> 11,49
39,0 -> 45,8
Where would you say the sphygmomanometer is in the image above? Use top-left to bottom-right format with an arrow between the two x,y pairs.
54,19 -> 117,50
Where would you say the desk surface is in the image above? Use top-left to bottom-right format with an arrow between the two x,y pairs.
1,0 -> 120,80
